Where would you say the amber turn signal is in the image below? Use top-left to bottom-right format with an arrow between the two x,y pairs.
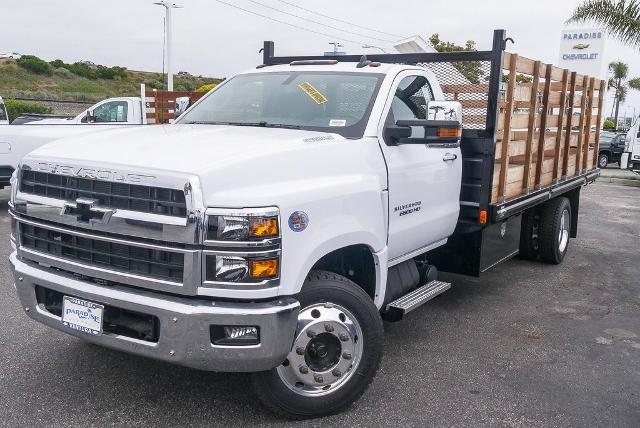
250,259 -> 279,279
437,127 -> 462,138
249,218 -> 279,238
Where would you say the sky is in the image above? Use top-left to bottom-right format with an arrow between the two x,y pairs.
1,0 -> 639,119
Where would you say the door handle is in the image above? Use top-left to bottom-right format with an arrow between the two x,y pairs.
442,153 -> 457,162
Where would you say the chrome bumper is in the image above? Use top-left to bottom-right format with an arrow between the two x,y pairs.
10,252 -> 300,372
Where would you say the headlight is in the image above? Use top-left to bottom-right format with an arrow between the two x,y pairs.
205,207 -> 280,243
204,252 -> 280,283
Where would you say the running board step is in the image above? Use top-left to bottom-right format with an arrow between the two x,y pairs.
385,280 -> 451,319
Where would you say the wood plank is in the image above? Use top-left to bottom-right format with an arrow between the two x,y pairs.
515,56 -> 535,75
582,76 -> 596,172
549,65 -> 565,82
575,75 -> 590,175
497,53 -> 518,202
593,79 -> 606,168
553,69 -> 569,181
523,60 -> 541,192
562,72 -> 577,177
535,64 -> 553,188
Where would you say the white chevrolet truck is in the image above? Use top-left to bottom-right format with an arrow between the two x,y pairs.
9,31 -> 602,419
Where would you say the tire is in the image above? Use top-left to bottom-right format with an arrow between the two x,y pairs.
519,208 -> 540,260
598,153 -> 609,168
538,197 -> 571,264
252,270 -> 383,419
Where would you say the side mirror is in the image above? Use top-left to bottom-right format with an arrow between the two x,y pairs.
384,125 -> 412,144
427,100 -> 463,122
86,111 -> 95,123
175,97 -> 192,119
637,131 -> 640,138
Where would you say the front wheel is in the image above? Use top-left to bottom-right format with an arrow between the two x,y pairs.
598,153 -> 609,168
252,271 -> 383,419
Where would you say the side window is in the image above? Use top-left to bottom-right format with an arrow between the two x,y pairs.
92,101 -> 128,123
0,104 -> 7,121
387,75 -> 433,138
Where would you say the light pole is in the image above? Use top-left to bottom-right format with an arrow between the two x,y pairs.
153,1 -> 182,91
362,45 -> 388,54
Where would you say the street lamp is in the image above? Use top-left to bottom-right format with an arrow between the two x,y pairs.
362,45 -> 388,54
153,1 -> 182,91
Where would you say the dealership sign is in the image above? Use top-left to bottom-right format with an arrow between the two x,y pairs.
559,29 -> 606,78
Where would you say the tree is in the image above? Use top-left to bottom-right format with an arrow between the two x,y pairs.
607,61 -> 640,128
567,0 -> 640,49
429,34 -> 484,83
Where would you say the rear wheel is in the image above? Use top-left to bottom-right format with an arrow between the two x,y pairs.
598,153 -> 609,168
252,271 -> 383,419
519,208 -> 540,260
538,197 -> 571,264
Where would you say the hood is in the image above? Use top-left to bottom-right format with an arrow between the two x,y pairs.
25,124 -> 387,206
28,124 -> 349,175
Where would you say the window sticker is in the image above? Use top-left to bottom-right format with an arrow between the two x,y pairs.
298,82 -> 328,105
329,119 -> 346,127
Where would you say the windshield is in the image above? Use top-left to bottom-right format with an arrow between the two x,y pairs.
178,71 -> 384,138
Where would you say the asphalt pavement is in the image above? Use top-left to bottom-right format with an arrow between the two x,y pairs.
0,182 -> 638,427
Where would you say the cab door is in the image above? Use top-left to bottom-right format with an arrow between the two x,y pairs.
377,71 -> 462,263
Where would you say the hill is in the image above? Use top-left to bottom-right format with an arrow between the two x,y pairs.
0,58 -> 222,103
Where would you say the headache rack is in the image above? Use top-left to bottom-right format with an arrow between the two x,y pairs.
262,29 -> 602,226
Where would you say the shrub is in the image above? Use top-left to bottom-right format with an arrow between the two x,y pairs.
5,99 -> 52,123
603,119 -> 615,130
53,67 -> 74,79
175,81 -> 195,92
50,59 -> 66,68
196,83 -> 218,92
67,62 -> 97,79
16,55 -> 53,76
95,65 -> 128,80
144,79 -> 164,89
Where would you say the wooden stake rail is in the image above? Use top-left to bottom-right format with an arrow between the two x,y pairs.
144,89 -> 205,124
490,52 -> 604,203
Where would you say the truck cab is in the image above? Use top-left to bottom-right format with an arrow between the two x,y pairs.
23,97 -> 144,125
622,116 -> 640,173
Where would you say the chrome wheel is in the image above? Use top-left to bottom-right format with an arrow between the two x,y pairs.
276,302 -> 363,397
558,208 -> 570,253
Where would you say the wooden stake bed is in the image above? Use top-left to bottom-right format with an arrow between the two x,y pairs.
488,53 -> 604,204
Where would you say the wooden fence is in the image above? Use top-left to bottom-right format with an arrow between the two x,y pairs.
141,85 -> 206,124
491,52 -> 605,203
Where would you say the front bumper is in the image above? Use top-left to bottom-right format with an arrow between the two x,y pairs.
10,252 -> 300,372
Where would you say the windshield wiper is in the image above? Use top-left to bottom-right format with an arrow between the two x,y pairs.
183,120 -> 301,129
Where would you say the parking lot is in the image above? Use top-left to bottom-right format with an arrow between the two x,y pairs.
0,181 -> 638,427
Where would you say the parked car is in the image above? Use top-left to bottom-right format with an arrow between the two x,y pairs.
597,131 -> 626,168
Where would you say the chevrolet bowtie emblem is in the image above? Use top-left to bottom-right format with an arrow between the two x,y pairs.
62,198 -> 115,224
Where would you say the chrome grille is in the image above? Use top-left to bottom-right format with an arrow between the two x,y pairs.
20,223 -> 185,282
20,170 -> 187,217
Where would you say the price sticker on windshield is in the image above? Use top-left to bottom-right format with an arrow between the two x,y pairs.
298,82 -> 328,105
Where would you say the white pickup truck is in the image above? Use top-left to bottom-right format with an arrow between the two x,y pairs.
0,97 -> 145,187
8,31 -> 602,419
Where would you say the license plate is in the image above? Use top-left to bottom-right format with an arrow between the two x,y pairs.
62,296 -> 104,336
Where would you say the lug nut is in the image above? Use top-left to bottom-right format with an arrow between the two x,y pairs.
342,352 -> 352,360
324,324 -> 334,332
339,333 -> 349,341
332,369 -> 342,377
295,346 -> 305,355
306,330 -> 317,338
299,366 -> 309,374
314,374 -> 324,383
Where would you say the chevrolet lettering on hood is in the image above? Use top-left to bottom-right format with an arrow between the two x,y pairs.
36,162 -> 156,184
